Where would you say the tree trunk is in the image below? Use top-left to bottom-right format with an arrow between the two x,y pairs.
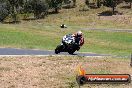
85,0 -> 89,7
130,2 -> 132,9
12,6 -> 17,22
55,8 -> 58,13
73,0 -> 76,7
97,0 -> 101,8
112,6 -> 115,14
112,0 -> 116,15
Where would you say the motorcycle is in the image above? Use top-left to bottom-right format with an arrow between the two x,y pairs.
55,34 -> 80,54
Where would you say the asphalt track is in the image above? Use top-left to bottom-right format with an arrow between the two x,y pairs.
0,48 -> 107,57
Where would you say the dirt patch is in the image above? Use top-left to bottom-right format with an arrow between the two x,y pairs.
99,15 -> 132,25
0,56 -> 131,88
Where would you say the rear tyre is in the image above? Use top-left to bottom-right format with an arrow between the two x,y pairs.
68,49 -> 76,55
68,44 -> 79,54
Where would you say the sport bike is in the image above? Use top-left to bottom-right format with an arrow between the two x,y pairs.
55,34 -> 80,54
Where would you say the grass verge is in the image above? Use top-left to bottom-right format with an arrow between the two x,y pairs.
0,24 -> 131,56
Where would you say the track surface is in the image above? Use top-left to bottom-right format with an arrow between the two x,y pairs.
0,48 -> 107,57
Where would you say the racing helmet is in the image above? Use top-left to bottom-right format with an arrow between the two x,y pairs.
76,31 -> 83,37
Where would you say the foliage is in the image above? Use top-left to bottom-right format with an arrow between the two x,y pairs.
124,0 -> 132,8
24,0 -> 48,19
103,0 -> 123,14
0,0 -> 132,22
0,0 -> 64,22
0,3 -> 10,22
46,0 -> 63,13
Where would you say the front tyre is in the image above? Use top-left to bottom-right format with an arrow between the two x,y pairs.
55,45 -> 63,54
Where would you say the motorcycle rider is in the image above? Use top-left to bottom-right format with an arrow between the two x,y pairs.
62,31 -> 84,51
72,31 -> 84,50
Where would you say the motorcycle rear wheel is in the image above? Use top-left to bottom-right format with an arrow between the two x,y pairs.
68,49 -> 76,55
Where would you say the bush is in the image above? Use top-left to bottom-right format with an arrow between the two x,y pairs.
47,0 -> 63,13
0,3 -> 10,22
24,0 -> 48,19
103,0 -> 123,14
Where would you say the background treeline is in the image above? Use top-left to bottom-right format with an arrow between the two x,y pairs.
0,0 -> 64,22
0,0 -> 131,23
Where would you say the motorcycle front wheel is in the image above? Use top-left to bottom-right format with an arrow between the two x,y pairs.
55,44 -> 63,54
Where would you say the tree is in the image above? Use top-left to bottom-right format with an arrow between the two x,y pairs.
8,0 -> 18,22
1,0 -> 25,22
85,0 -> 103,8
72,0 -> 76,7
97,0 -> 102,8
0,3 -> 10,22
0,0 -> 49,22
85,0 -> 89,7
124,0 -> 132,9
47,0 -> 63,13
104,0 -> 123,14
24,0 -> 48,19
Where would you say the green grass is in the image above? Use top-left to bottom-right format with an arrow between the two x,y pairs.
0,24 -> 131,56
0,25 -> 60,49
81,30 -> 132,56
